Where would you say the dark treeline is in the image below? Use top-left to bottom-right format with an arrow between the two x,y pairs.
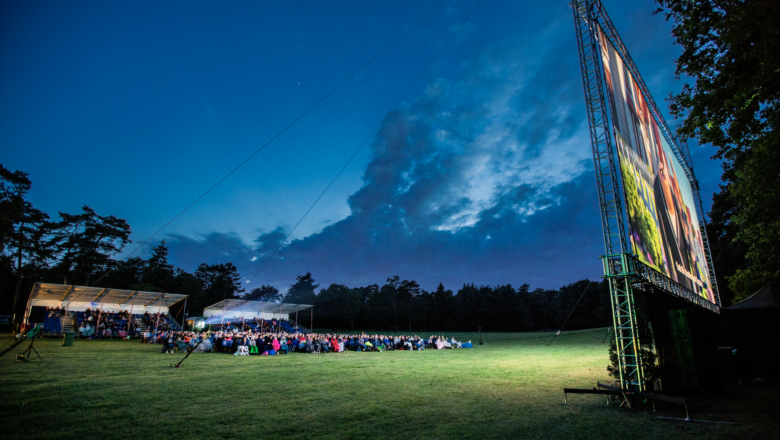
0,164 -> 246,323
1,163 -> 611,331
279,273 -> 612,333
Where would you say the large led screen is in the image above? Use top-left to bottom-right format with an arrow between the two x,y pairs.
597,28 -> 715,303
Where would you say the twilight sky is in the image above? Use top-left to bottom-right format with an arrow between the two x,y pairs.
0,0 -> 723,293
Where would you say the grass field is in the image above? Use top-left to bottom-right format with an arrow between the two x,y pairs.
0,328 -> 775,439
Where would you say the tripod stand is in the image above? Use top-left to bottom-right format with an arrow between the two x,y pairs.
17,336 -> 42,363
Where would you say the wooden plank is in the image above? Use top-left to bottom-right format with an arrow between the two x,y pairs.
597,382 -> 623,391
60,285 -> 74,301
91,288 -> 108,303
118,291 -> 138,305
563,388 -> 620,395
144,293 -> 164,306
596,382 -> 686,406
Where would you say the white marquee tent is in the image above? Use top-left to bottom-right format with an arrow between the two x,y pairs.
203,299 -> 313,324
24,282 -> 188,325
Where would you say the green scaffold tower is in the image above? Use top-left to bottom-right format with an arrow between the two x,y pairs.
570,0 -> 721,391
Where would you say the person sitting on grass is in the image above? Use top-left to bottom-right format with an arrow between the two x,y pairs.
162,334 -> 175,353
331,336 -> 340,353
304,337 -> 314,353
256,336 -> 267,354
318,337 -> 329,353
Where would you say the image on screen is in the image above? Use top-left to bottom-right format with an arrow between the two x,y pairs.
596,27 -> 714,303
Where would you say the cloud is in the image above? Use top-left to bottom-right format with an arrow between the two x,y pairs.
165,19 -> 605,293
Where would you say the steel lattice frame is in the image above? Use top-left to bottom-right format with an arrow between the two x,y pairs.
572,0 -> 644,390
680,139 -> 722,307
571,0 -> 723,390
592,0 -> 722,309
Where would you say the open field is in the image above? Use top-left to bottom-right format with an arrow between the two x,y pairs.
0,328 -> 775,439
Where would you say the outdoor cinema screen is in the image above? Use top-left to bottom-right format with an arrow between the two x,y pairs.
596,27 -> 715,303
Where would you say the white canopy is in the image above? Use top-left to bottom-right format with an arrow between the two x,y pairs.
203,299 -> 313,322
24,282 -> 188,324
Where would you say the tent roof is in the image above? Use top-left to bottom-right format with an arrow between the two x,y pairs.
726,284 -> 780,309
204,298 -> 313,315
29,282 -> 188,308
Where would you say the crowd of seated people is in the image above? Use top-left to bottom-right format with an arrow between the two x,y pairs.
142,312 -> 177,331
75,308 -> 140,338
142,327 -> 473,356
206,317 -> 301,334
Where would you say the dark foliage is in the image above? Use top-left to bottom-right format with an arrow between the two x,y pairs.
305,273 -> 612,333
655,0 -> 780,301
244,285 -> 283,303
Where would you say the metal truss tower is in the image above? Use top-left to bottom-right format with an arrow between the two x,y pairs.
571,0 -> 724,391
571,0 -> 645,390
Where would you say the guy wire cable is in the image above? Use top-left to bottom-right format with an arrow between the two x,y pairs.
248,0 -> 484,285
88,0 -> 453,287
547,281 -> 593,346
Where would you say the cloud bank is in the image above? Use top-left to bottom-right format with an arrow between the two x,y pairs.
167,20 -> 606,292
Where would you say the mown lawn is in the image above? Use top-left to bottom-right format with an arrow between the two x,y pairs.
0,328 -> 775,439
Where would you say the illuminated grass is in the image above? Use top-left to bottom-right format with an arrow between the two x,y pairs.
0,329 -> 773,439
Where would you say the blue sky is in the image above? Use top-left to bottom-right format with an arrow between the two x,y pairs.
0,0 -> 723,293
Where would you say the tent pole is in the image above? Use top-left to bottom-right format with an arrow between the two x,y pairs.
127,297 -> 135,339
95,292 -> 107,339
62,286 -> 73,332
21,284 -> 37,333
182,297 -> 188,331
154,294 -> 164,338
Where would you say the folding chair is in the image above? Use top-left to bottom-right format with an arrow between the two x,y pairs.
176,341 -> 189,353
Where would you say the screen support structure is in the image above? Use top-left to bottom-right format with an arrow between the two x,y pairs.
679,139 -> 722,307
572,0 -> 645,391
592,0 -> 720,308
